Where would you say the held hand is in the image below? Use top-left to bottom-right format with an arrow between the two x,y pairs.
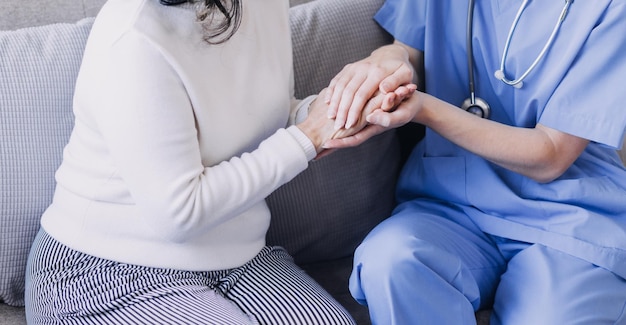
297,88 -> 374,155
296,89 -> 337,154
324,89 -> 425,149
298,85 -> 417,155
324,43 -> 415,131
330,84 -> 417,139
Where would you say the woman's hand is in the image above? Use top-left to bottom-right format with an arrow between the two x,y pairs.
330,83 -> 417,137
296,89 -> 338,154
297,88 -> 374,154
325,41 -> 419,131
298,84 -> 417,155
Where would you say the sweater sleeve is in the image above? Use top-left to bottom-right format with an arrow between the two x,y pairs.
85,31 -> 311,242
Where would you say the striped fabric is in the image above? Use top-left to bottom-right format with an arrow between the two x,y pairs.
26,230 -> 355,325
0,18 -> 94,306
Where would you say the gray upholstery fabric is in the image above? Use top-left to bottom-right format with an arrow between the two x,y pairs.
0,0 -> 105,30
0,304 -> 26,325
0,18 -> 94,307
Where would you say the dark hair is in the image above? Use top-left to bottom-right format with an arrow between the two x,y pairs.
161,0 -> 242,44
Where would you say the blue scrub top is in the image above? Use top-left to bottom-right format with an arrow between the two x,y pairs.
375,0 -> 626,277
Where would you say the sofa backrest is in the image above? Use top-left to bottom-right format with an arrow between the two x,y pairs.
0,0 -> 106,30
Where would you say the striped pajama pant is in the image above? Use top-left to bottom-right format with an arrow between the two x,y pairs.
25,230 -> 355,325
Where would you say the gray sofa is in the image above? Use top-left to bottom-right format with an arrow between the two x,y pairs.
1,1 -> 625,325
0,0 -> 406,324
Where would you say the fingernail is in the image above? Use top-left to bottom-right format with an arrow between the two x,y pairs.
380,82 -> 390,92
367,114 -> 388,127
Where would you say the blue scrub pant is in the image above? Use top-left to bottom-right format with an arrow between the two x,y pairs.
349,200 -> 626,325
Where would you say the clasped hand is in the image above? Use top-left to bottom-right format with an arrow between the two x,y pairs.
298,43 -> 420,155
298,84 -> 416,156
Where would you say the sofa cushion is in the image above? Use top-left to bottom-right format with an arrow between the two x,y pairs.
265,0 -> 398,265
0,18 -> 94,306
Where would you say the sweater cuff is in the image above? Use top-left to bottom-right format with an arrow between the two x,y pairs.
290,95 -> 317,125
286,125 -> 317,161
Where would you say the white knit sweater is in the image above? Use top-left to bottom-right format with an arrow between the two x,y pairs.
41,0 -> 317,271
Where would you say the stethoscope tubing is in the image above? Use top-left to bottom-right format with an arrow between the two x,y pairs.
464,0 -> 491,118
466,0 -> 478,104
463,0 -> 573,119
495,0 -> 573,88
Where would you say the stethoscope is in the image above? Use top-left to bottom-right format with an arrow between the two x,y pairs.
461,0 -> 574,119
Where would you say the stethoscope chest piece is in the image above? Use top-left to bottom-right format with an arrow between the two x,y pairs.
461,96 -> 491,119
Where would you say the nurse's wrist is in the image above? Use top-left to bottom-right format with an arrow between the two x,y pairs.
371,43 -> 409,62
410,92 -> 437,125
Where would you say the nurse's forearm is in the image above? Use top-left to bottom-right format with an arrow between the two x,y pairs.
415,94 -> 588,183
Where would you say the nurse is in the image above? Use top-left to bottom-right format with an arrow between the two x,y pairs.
324,0 -> 626,324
